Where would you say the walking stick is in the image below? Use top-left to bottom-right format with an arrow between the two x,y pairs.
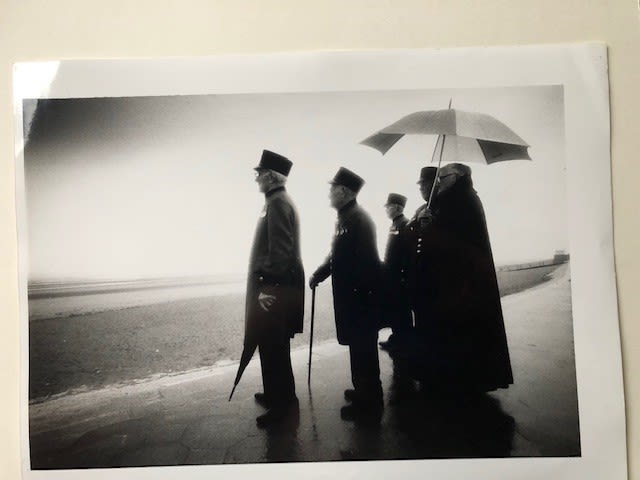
307,285 -> 316,387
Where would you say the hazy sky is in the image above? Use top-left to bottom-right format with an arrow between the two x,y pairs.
23,86 -> 566,281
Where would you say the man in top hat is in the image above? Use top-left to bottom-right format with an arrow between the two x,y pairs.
379,193 -> 412,352
245,149 -> 304,428
309,167 -> 383,422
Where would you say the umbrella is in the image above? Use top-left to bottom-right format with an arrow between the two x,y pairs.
361,107 -> 531,205
360,108 -> 531,164
228,336 -> 257,401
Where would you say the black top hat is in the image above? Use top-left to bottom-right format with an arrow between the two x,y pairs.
329,167 -> 365,193
417,166 -> 438,184
385,193 -> 407,207
254,150 -> 292,176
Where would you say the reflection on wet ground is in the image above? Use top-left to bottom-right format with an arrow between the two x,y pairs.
258,363 -> 515,464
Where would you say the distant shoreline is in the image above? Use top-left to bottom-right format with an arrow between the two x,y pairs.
28,258 -> 567,299
28,275 -> 246,299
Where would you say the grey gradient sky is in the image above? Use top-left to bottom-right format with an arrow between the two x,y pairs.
23,86 -> 565,281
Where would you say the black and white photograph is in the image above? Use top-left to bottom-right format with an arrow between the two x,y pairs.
14,46 -> 624,479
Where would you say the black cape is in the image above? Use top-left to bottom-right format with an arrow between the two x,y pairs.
416,177 -> 513,392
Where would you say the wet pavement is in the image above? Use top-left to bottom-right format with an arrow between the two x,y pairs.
28,265 -> 579,469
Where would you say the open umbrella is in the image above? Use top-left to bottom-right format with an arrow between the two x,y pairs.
360,108 -> 531,205
361,108 -> 531,162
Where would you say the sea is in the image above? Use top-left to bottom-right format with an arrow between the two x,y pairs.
27,275 -> 246,321
27,259 -> 567,322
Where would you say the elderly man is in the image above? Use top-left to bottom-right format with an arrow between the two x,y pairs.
379,193 -> 412,352
246,149 -> 304,428
423,162 -> 513,393
309,167 -> 383,422
405,166 -> 438,336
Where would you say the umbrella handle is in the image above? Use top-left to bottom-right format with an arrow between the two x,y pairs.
427,99 -> 452,209
427,133 -> 447,209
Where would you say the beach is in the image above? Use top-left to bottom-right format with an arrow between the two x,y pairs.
28,263 -> 563,401
28,264 -> 580,467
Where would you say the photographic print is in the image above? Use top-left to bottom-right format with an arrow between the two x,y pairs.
14,46 -> 625,480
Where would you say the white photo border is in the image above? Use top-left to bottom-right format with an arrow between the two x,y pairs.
13,44 -> 626,480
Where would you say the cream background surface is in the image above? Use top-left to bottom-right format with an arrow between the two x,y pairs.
1,2 -> 638,479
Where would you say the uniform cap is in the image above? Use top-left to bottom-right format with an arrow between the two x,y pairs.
254,150 -> 292,176
417,166 -> 438,184
329,167 -> 365,193
385,193 -> 407,207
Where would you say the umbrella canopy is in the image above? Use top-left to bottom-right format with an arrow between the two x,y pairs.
360,109 -> 531,164
229,338 -> 258,401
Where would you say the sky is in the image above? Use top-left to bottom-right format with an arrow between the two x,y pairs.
23,86 -> 566,281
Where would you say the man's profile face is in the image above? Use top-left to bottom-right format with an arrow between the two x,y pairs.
419,179 -> 435,201
255,169 -> 271,193
437,172 -> 457,193
385,204 -> 402,220
329,184 -> 346,209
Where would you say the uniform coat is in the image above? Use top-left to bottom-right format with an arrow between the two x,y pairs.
245,186 -> 304,405
382,214 -> 412,333
313,199 -> 383,404
313,200 -> 381,345
405,203 -> 435,327
384,214 -> 410,280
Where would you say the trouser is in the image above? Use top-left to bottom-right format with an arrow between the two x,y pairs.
391,304 -> 413,337
259,335 -> 296,408
385,278 -> 413,337
348,332 -> 383,406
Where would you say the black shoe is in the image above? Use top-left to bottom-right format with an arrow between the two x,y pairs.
344,389 -> 357,402
254,392 -> 270,408
256,398 -> 299,429
340,404 -> 383,424
340,404 -> 357,421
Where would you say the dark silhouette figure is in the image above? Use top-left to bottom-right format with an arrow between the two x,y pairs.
409,163 -> 513,394
379,193 -> 413,353
246,150 -> 304,428
310,167 -> 383,424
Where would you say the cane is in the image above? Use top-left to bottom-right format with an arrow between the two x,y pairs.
307,285 -> 316,387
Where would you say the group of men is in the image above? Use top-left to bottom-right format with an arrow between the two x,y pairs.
243,149 -> 513,428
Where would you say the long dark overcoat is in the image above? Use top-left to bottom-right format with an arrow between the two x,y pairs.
418,177 -> 513,392
384,213 -> 410,285
313,200 -> 381,345
244,187 -> 304,345
381,214 -> 411,329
